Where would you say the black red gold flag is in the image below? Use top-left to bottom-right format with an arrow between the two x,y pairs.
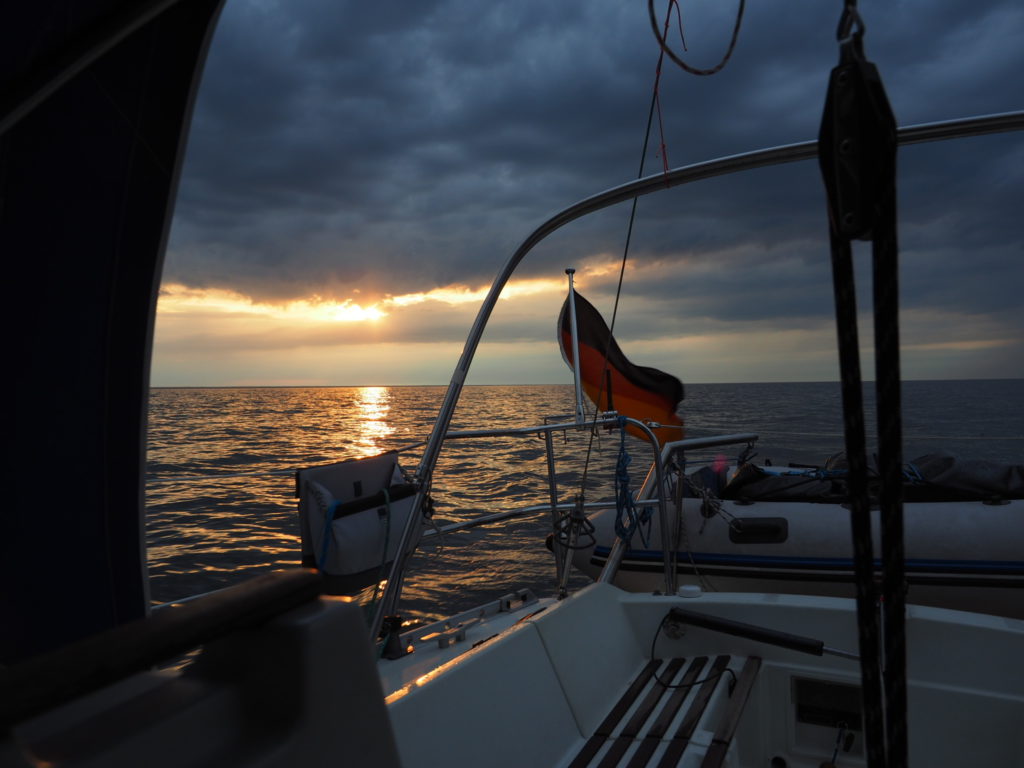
558,291 -> 684,445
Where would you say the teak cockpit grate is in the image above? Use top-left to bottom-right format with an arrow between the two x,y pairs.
569,655 -> 761,768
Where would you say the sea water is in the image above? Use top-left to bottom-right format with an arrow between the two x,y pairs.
146,380 -> 1024,622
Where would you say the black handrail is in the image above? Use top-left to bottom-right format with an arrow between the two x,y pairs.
0,568 -> 321,731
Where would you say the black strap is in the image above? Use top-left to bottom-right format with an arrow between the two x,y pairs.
331,483 -> 417,520
818,4 -> 906,767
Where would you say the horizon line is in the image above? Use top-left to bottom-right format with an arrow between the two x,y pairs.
149,377 -> 1024,389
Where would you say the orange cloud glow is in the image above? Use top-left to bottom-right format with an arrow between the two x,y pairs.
158,284 -> 387,322
158,274 -> 575,323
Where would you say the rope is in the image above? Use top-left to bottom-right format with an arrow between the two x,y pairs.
577,1 -> 731,502
826,239 -> 886,768
555,495 -> 597,598
872,134 -> 908,768
578,0 -> 676,494
613,418 -> 654,547
819,3 -> 904,763
552,507 -> 596,551
673,458 -> 715,591
647,0 -> 746,77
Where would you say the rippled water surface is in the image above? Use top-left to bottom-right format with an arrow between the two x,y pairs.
146,380 -> 1024,620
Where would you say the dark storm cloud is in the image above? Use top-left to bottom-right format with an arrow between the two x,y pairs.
165,0 -> 1024,338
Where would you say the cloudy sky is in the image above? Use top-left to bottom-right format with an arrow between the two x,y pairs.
153,0 -> 1024,386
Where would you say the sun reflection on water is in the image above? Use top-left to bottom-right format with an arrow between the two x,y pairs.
146,385 -> 619,610
353,386 -> 396,457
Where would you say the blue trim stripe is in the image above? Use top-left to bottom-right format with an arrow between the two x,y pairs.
591,546 -> 1024,575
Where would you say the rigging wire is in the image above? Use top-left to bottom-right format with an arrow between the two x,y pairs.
577,2 -> 675,495
573,0 -> 750,568
673,459 -> 716,591
577,0 -> 749,495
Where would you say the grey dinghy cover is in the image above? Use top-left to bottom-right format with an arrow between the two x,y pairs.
710,453 -> 1024,503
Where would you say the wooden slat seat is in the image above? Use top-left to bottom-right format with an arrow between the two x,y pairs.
598,658 -> 687,768
655,656 -> 732,768
626,656 -> 709,768
699,657 -> 761,768
569,654 -> 761,768
570,659 -> 661,768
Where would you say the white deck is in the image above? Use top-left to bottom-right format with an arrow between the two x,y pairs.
385,582 -> 1024,767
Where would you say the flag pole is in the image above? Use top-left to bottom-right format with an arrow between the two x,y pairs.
565,268 -> 585,423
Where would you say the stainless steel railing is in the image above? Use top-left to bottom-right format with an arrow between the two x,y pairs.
369,110 -> 1024,642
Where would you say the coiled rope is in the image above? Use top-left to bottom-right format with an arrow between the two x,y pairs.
647,0 -> 746,77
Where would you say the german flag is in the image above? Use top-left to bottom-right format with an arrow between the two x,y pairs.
558,291 -> 684,445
